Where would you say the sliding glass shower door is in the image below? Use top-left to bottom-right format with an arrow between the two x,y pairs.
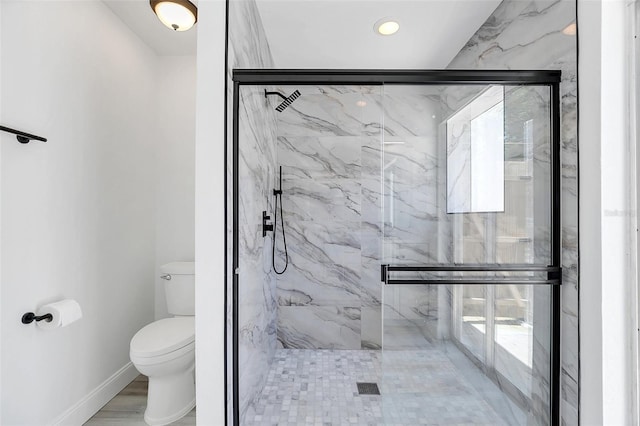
380,84 -> 558,425
231,70 -> 561,426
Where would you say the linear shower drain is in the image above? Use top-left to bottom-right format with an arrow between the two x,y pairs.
357,382 -> 380,395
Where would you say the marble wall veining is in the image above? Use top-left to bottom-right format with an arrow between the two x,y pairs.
269,81 -> 560,423
274,86 -> 383,350
274,86 -> 453,351
237,85 -> 278,423
227,0 -> 277,423
447,1 -> 579,424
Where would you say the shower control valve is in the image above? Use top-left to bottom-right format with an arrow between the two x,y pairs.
262,211 -> 274,237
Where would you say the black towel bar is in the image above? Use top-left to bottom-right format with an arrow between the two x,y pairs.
380,264 -> 562,285
0,125 -> 47,143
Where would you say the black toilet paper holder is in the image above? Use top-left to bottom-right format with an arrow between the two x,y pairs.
21,312 -> 53,324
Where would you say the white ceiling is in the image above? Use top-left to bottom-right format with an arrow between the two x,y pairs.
103,0 -> 197,56
255,0 -> 502,68
102,0 -> 500,67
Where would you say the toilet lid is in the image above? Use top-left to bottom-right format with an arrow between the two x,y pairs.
130,317 -> 194,358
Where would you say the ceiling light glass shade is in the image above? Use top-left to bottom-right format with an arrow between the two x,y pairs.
150,0 -> 198,32
374,18 -> 400,36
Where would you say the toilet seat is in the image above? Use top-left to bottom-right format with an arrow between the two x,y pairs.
130,317 -> 194,365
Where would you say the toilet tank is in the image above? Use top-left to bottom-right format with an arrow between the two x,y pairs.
161,262 -> 195,316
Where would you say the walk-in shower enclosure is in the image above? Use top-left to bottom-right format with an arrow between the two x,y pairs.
229,70 -> 561,425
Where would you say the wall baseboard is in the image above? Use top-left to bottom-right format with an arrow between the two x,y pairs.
52,362 -> 139,426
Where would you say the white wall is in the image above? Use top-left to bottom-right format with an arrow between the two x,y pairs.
579,0 -> 639,424
0,1 -> 4,422
194,1 -> 227,424
154,57 -> 196,320
599,2 -> 637,423
0,2 -> 158,424
578,2 -> 603,424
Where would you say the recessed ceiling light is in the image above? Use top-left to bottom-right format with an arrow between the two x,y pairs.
562,23 -> 576,36
356,100 -> 367,107
374,18 -> 400,36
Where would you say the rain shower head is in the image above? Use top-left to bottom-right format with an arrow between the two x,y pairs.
264,89 -> 301,112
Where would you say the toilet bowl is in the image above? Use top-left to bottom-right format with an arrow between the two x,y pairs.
130,262 -> 195,426
131,317 -> 195,425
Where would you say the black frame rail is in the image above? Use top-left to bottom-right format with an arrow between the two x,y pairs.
381,264 -> 562,285
234,69 -> 561,85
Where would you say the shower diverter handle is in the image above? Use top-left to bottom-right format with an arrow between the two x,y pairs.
262,211 -> 274,237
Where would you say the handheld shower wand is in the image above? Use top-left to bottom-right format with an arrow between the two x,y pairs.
272,166 -> 289,274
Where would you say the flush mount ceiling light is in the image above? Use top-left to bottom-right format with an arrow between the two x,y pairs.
150,0 -> 198,32
374,18 -> 400,36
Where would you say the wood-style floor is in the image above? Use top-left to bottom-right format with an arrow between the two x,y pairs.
84,375 -> 196,425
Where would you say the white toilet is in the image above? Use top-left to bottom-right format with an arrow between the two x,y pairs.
130,262 -> 195,426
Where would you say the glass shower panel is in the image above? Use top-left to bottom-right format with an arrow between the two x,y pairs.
382,284 -> 551,425
381,84 -> 552,266
236,85 -> 280,425
237,83 -> 387,425
455,284 -> 486,361
494,284 -> 551,398
381,84 -> 554,425
381,84 -> 444,266
446,85 -> 551,266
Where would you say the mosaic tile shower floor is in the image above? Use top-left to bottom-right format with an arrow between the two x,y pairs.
243,346 -> 524,426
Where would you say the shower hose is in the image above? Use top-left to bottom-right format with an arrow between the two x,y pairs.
272,189 -> 288,274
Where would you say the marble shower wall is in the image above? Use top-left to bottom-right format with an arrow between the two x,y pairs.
274,86 -> 383,350
447,1 -> 579,424
237,86 -> 278,423
378,86 -> 447,342
227,0 -> 277,423
381,86 -> 443,266
274,86 -> 446,350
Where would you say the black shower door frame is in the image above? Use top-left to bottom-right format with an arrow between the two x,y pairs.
228,69 -> 562,426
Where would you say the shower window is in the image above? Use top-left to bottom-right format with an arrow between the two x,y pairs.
447,86 -> 505,213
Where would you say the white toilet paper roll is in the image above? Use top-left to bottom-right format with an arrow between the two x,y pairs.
36,299 -> 83,330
